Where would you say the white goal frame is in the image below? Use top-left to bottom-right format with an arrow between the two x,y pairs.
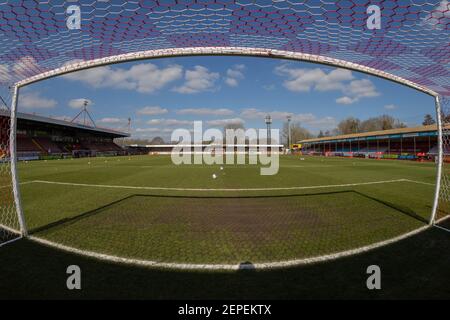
8,47 -> 444,238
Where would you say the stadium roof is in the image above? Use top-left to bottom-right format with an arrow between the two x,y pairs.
0,108 -> 129,138
128,144 -> 283,148
0,0 -> 448,105
299,124 -> 450,144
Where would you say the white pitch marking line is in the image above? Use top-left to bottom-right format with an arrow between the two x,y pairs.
0,181 -> 35,189
434,224 -> 450,233
435,214 -> 450,225
403,179 -> 435,186
0,223 -> 21,235
29,178 -> 411,192
29,236 -> 240,271
0,236 -> 23,248
29,224 -> 429,271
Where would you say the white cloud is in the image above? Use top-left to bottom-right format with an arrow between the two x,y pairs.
19,91 -> 57,109
275,65 -> 354,92
336,79 -> 380,104
177,108 -> 234,116
335,96 -> 357,105
344,79 -> 379,98
384,104 -> 397,110
316,69 -> 355,91
225,64 -> 245,87
97,117 -> 127,124
206,118 -> 245,127
62,59 -> 85,67
173,66 -> 219,94
136,106 -> 168,116
225,78 -> 239,87
96,118 -> 130,131
68,98 -> 93,109
0,64 -> 10,82
135,128 -> 161,133
64,63 -> 183,93
275,65 -> 379,105
12,56 -> 40,78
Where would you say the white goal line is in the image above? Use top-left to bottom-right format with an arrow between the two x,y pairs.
0,223 -> 20,235
0,181 -> 35,189
29,224 -> 429,271
22,178 -> 433,192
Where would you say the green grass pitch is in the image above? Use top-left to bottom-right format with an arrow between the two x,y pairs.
16,154 -> 437,265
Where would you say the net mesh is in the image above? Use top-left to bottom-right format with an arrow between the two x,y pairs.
0,85 -> 20,244
0,1 -> 448,96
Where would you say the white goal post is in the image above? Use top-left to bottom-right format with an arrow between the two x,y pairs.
9,85 -> 27,236
430,95 -> 443,226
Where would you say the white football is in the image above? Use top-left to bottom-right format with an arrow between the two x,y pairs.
212,174 -> 217,179
220,166 -> 224,170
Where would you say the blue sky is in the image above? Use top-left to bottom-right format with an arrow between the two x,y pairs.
18,56 -> 435,141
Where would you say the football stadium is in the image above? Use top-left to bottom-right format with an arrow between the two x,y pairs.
0,1 -> 449,301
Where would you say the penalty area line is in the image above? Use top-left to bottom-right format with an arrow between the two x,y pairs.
0,223 -> 21,235
29,178 -> 412,192
0,181 -> 36,189
403,179 -> 435,186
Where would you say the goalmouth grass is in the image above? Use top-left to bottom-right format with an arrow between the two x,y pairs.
30,191 -> 427,265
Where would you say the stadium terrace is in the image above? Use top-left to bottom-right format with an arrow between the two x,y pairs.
0,109 -> 129,161
299,124 -> 450,161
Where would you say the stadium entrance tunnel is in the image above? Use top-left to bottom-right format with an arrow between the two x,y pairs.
25,189 -> 429,268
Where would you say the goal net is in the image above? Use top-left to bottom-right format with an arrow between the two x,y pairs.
0,0 -> 448,267
0,87 -> 21,246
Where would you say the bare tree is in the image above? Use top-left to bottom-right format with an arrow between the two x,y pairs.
360,115 -> 406,132
150,136 -> 165,145
422,114 -> 436,126
336,117 -> 361,134
282,121 -> 313,145
223,122 -> 245,132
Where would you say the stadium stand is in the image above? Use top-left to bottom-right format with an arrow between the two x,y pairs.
299,124 -> 450,161
0,109 -> 129,160
126,144 -> 284,155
